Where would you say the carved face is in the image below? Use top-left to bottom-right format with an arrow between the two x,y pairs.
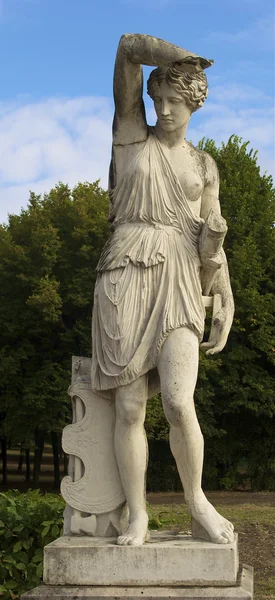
153,81 -> 192,132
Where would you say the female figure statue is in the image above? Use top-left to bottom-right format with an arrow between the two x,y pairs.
91,34 -> 234,546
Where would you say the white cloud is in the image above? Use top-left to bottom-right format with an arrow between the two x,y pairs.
188,108 -> 274,175
0,96 -> 113,223
209,83 -> 271,104
188,115 -> 275,177
185,83 -> 274,176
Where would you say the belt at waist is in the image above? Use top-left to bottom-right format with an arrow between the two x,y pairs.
113,221 -> 182,235
97,221 -> 200,272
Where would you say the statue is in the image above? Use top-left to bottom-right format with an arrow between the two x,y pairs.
22,34 -> 256,600
89,34 -> 235,547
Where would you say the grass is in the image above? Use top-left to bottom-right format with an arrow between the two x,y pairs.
257,576 -> 275,599
148,503 -> 275,600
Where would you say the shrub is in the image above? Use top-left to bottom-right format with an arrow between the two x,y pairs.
0,489 -> 64,599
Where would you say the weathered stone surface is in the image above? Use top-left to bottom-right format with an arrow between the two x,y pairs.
21,567 -> 253,599
61,357 -> 128,538
43,531 -> 239,587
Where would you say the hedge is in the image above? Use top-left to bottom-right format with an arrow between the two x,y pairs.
0,490 -> 64,599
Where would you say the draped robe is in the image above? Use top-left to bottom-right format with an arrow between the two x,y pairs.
91,130 -> 205,391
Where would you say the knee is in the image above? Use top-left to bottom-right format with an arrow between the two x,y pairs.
115,390 -> 146,426
162,393 -> 194,428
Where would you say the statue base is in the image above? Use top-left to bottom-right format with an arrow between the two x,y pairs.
43,531 -> 239,586
21,569 -> 253,599
21,531 -> 253,599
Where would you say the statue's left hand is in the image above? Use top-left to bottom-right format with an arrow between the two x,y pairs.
200,298 -> 233,356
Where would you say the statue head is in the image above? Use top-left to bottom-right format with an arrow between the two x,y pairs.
147,66 -> 208,114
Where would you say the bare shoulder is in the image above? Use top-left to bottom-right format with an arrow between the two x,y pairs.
191,146 -> 219,185
186,146 -> 221,218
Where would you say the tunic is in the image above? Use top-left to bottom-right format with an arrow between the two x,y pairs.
91,130 -> 205,391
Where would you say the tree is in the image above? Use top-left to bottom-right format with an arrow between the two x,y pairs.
0,181 -> 109,486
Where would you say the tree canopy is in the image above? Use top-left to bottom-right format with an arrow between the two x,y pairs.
0,182 -> 109,482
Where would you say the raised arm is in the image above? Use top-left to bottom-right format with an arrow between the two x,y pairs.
113,34 -> 213,145
200,153 -> 234,355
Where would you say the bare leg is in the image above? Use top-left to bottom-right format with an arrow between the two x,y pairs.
158,327 -> 234,544
114,375 -> 149,546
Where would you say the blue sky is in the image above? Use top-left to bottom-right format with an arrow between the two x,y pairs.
0,0 -> 274,222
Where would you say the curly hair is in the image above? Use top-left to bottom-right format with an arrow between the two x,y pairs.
147,66 -> 208,113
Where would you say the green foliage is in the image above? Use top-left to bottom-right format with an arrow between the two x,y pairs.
0,489 -> 64,598
0,181 -> 109,451
145,395 -> 169,441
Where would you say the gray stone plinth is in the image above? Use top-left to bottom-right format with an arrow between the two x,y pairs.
43,531 -> 239,587
21,566 -> 253,599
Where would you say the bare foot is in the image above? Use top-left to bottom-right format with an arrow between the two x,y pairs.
117,510 -> 148,546
188,494 -> 234,544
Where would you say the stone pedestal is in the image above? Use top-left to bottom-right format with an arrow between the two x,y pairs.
43,532 -> 239,587
21,572 -> 253,599
21,532 -> 253,599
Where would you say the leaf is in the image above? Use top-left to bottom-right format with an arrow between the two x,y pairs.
13,541 -> 23,553
41,526 -> 50,538
51,524 -> 59,538
36,562 -> 43,578
32,550 -> 43,563
13,525 -> 24,533
17,552 -> 28,565
7,498 -> 16,507
4,580 -> 18,590
16,563 -> 27,571
3,556 -> 15,564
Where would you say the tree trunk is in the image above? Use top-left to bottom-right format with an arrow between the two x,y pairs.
1,437 -> 7,485
63,451 -> 69,476
33,429 -> 44,487
51,431 -> 60,490
17,445 -> 24,473
25,448 -> 31,482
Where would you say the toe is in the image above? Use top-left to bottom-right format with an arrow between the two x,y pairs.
126,537 -> 134,545
224,519 -> 234,530
128,537 -> 140,546
222,527 -> 234,543
226,530 -> 235,543
213,533 -> 229,544
117,536 -> 127,545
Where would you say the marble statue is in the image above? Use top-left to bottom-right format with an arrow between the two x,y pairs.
62,34 -> 235,548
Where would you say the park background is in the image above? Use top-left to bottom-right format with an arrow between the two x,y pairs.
0,1 -> 274,599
